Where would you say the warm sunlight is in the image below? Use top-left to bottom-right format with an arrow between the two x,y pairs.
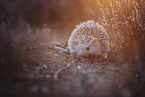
0,0 -> 144,97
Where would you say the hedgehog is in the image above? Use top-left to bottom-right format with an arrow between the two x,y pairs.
68,20 -> 110,58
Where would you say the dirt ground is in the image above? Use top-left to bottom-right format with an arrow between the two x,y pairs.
0,28 -> 145,97
0,0 -> 145,97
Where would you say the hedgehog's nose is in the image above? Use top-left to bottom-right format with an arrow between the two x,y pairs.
85,46 -> 90,51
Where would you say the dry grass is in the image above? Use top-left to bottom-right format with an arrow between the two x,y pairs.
0,0 -> 145,97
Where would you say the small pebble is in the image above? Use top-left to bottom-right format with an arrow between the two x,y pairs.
45,74 -> 50,78
41,86 -> 49,93
136,74 -> 139,78
43,64 -> 47,68
67,63 -> 71,66
29,85 -> 39,92
77,65 -> 81,69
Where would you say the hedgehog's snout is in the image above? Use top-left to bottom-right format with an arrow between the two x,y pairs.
77,45 -> 93,56
77,45 -> 102,57
85,46 -> 90,51
76,45 -> 89,56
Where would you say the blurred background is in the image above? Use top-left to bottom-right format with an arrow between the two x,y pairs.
0,0 -> 100,30
0,0 -> 145,97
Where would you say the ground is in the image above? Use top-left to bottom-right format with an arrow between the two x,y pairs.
0,28 -> 145,97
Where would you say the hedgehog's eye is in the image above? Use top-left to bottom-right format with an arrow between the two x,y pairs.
85,46 -> 90,51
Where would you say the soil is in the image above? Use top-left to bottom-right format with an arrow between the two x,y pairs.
0,31 -> 145,97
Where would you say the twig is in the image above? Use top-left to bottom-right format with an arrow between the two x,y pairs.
53,45 -> 68,53
54,63 -> 71,80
